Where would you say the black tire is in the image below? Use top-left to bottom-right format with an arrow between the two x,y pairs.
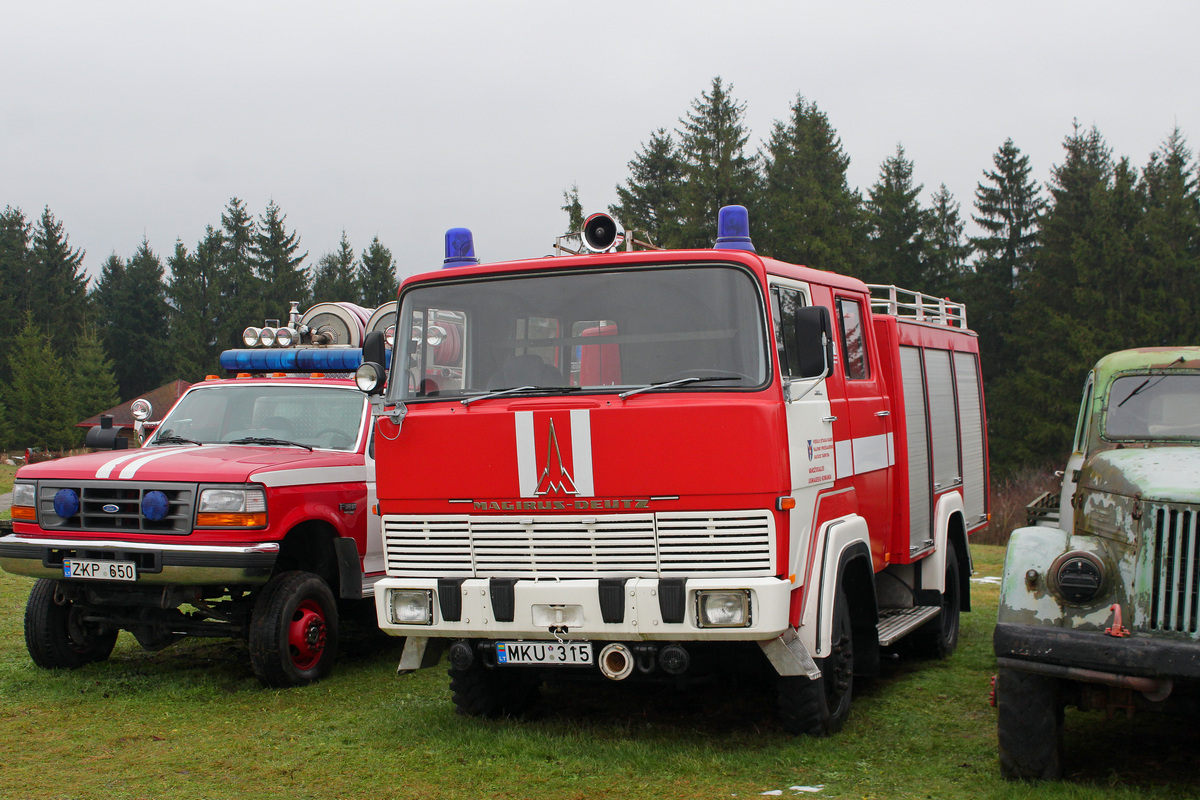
249,571 -> 339,687
912,540 -> 962,659
24,579 -> 118,669
449,660 -> 541,719
997,666 -> 1064,781
778,587 -> 854,736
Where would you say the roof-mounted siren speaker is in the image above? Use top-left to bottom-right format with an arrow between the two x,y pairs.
582,213 -> 624,253
365,303 -> 398,349
300,302 -> 371,347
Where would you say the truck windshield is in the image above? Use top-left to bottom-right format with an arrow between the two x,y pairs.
1105,374 -> 1200,440
151,384 -> 366,451
389,263 -> 769,401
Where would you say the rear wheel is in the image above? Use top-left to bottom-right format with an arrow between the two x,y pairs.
997,667 -> 1064,781
778,586 -> 854,735
449,660 -> 542,718
912,540 -> 961,659
249,571 -> 339,687
24,579 -> 118,669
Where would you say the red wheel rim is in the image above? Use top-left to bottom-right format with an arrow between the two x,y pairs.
287,599 -> 327,670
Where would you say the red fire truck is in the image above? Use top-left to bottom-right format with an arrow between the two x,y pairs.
357,208 -> 989,733
0,302 -> 394,686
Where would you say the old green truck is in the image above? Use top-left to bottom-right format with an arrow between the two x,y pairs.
993,347 -> 1200,780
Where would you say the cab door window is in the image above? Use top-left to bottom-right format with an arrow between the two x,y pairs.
770,286 -> 807,379
835,297 -> 870,380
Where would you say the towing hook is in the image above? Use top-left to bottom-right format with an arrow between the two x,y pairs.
633,644 -> 656,675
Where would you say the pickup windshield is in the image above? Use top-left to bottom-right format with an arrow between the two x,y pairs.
151,384 -> 366,451
1105,374 -> 1200,440
389,263 -> 769,402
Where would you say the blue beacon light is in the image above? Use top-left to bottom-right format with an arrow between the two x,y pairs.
443,227 -> 479,268
714,205 -> 756,252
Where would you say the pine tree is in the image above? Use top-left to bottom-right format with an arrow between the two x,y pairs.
964,138 -> 1045,396
0,206 -> 33,383
609,129 -> 685,247
215,198 -> 262,349
921,184 -> 972,298
28,207 -> 89,359
358,236 -> 398,307
993,124 -> 1114,469
863,145 -> 928,286
311,232 -> 359,303
166,232 -> 222,382
92,241 -> 170,398
253,200 -> 309,319
1134,129 -> 1200,344
6,314 -> 76,450
70,324 -> 120,432
675,77 -> 758,247
757,94 -> 865,273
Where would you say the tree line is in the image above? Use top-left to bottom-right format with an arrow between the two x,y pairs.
0,200 -> 399,451
3,76 -> 1197,473
585,77 -> 1198,473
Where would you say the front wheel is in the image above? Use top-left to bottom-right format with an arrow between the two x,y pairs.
249,571 -> 339,687
778,587 -> 854,735
449,659 -> 542,719
24,579 -> 118,669
912,540 -> 961,659
997,667 -> 1064,781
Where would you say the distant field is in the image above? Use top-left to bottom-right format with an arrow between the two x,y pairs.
0,544 -> 1197,800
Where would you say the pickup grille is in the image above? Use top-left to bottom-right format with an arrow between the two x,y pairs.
1148,503 -> 1200,634
35,481 -> 197,535
383,510 -> 775,579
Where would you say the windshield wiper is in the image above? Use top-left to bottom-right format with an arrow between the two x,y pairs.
1116,357 -> 1184,408
618,376 -> 742,399
154,434 -> 204,446
226,437 -> 314,451
461,385 -> 582,406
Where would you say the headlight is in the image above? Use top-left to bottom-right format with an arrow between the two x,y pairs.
390,590 -> 433,624
196,487 -> 267,527
1052,551 -> 1106,604
355,361 -> 386,393
696,590 -> 752,628
11,482 -> 37,521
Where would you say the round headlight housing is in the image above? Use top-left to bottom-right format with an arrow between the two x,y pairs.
1052,551 -> 1106,605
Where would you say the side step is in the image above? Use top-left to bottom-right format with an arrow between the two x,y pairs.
877,606 -> 940,646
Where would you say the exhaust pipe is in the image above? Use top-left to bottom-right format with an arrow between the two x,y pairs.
598,643 -> 635,680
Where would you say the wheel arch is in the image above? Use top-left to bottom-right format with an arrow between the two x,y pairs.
274,520 -> 343,595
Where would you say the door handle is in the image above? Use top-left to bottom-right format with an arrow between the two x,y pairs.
875,410 -> 890,417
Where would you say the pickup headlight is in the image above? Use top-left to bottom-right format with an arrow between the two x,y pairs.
696,590 -> 752,628
196,487 -> 267,527
11,482 -> 37,522
389,589 -> 434,624
1052,551 -> 1106,604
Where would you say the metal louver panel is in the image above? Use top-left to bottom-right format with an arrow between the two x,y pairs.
953,351 -> 987,525
383,510 -> 775,579
1149,504 -> 1200,634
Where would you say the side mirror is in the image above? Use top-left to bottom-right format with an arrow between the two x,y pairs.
357,330 -> 388,396
795,306 -> 834,379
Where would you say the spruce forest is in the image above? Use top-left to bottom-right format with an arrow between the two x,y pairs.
1,77 -> 1197,477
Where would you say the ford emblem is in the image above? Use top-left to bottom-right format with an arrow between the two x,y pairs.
102,504 -> 120,513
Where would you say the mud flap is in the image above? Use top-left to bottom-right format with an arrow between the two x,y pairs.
759,626 -> 821,679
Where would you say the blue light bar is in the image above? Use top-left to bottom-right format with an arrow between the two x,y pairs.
443,227 -> 479,268
714,205 -> 755,252
218,348 -> 392,372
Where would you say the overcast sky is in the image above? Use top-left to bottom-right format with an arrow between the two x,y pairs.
4,1 -> 1197,300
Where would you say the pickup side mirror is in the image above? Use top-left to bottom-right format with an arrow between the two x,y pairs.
795,305 -> 834,379
357,331 -> 388,396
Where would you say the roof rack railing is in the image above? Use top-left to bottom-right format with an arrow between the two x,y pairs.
867,284 -> 968,329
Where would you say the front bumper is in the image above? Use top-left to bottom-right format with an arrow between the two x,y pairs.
0,533 -> 279,585
994,621 -> 1200,682
374,575 -> 793,641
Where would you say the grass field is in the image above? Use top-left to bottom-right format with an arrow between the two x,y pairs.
0,544 -> 1197,800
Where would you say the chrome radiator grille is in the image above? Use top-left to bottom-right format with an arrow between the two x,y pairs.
383,510 -> 776,579
1148,503 -> 1200,634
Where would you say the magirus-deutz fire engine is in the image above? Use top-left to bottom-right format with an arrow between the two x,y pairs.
355,206 -> 990,734
0,302 -> 395,686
